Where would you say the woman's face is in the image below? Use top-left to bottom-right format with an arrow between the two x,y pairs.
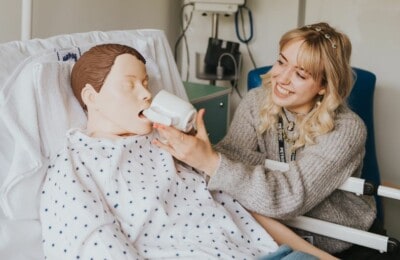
93,53 -> 153,136
270,39 -> 325,114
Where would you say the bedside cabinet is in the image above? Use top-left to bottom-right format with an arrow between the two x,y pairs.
183,81 -> 231,144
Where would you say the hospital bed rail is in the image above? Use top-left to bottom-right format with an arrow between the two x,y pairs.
284,177 -> 400,253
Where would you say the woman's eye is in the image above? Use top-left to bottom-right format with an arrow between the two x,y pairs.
277,59 -> 284,65
296,72 -> 306,79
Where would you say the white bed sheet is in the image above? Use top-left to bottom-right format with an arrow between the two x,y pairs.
0,29 -> 186,259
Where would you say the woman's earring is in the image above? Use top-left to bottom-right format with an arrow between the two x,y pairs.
315,94 -> 323,108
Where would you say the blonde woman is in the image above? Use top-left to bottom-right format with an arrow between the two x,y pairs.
154,22 -> 388,259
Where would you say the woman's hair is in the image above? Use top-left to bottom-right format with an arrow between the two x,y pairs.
71,43 -> 146,109
259,22 -> 353,151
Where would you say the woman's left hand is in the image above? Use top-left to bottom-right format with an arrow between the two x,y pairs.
152,109 -> 220,176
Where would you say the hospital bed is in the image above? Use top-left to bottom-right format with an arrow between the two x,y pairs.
0,29 -> 399,259
0,29 -> 187,259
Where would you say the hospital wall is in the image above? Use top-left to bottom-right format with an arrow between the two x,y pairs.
179,0 -> 400,239
0,0 -> 181,50
305,0 -> 400,239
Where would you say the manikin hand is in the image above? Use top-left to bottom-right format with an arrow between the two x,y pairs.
152,109 -> 220,176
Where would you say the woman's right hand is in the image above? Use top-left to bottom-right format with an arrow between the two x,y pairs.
152,109 -> 220,176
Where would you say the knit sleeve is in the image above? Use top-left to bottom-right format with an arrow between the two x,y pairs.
208,109 -> 367,220
214,88 -> 267,165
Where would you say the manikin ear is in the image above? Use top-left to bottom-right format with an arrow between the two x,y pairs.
81,84 -> 98,110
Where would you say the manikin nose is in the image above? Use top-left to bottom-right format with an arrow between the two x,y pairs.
138,84 -> 151,101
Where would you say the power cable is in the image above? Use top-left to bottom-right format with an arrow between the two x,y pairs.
235,1 -> 257,69
174,3 -> 195,81
217,53 -> 242,99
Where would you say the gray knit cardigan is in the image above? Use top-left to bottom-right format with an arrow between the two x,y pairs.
208,87 -> 376,253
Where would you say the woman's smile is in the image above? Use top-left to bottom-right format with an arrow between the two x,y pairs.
275,84 -> 293,97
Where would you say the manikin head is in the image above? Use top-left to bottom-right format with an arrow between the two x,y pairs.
71,43 -> 153,138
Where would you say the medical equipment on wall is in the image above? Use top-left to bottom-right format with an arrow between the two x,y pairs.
180,0 -> 254,99
187,0 -> 245,14
192,0 -> 244,81
200,37 -> 241,80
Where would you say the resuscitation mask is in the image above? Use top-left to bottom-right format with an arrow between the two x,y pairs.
143,90 -> 197,133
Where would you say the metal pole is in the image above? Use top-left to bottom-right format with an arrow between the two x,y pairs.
297,0 -> 306,27
21,0 -> 32,40
211,13 -> 219,38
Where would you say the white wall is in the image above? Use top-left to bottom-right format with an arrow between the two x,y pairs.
180,0 -> 400,239
305,0 -> 400,239
0,0 -> 21,42
0,0 -> 181,50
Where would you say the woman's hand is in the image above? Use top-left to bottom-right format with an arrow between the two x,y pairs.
152,109 -> 220,176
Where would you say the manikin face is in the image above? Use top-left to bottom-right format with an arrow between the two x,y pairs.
87,53 -> 152,136
270,40 -> 325,114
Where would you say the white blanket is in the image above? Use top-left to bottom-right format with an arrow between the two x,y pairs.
40,129 -> 278,259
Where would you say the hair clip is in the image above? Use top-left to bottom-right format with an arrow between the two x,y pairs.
324,34 -> 337,48
304,25 -> 337,49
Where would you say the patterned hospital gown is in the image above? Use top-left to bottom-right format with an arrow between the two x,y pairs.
40,129 -> 279,259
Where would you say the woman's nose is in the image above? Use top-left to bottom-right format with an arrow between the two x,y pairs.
277,67 -> 292,85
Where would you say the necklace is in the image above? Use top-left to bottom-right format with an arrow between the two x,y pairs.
277,116 -> 297,162
281,109 -> 295,132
